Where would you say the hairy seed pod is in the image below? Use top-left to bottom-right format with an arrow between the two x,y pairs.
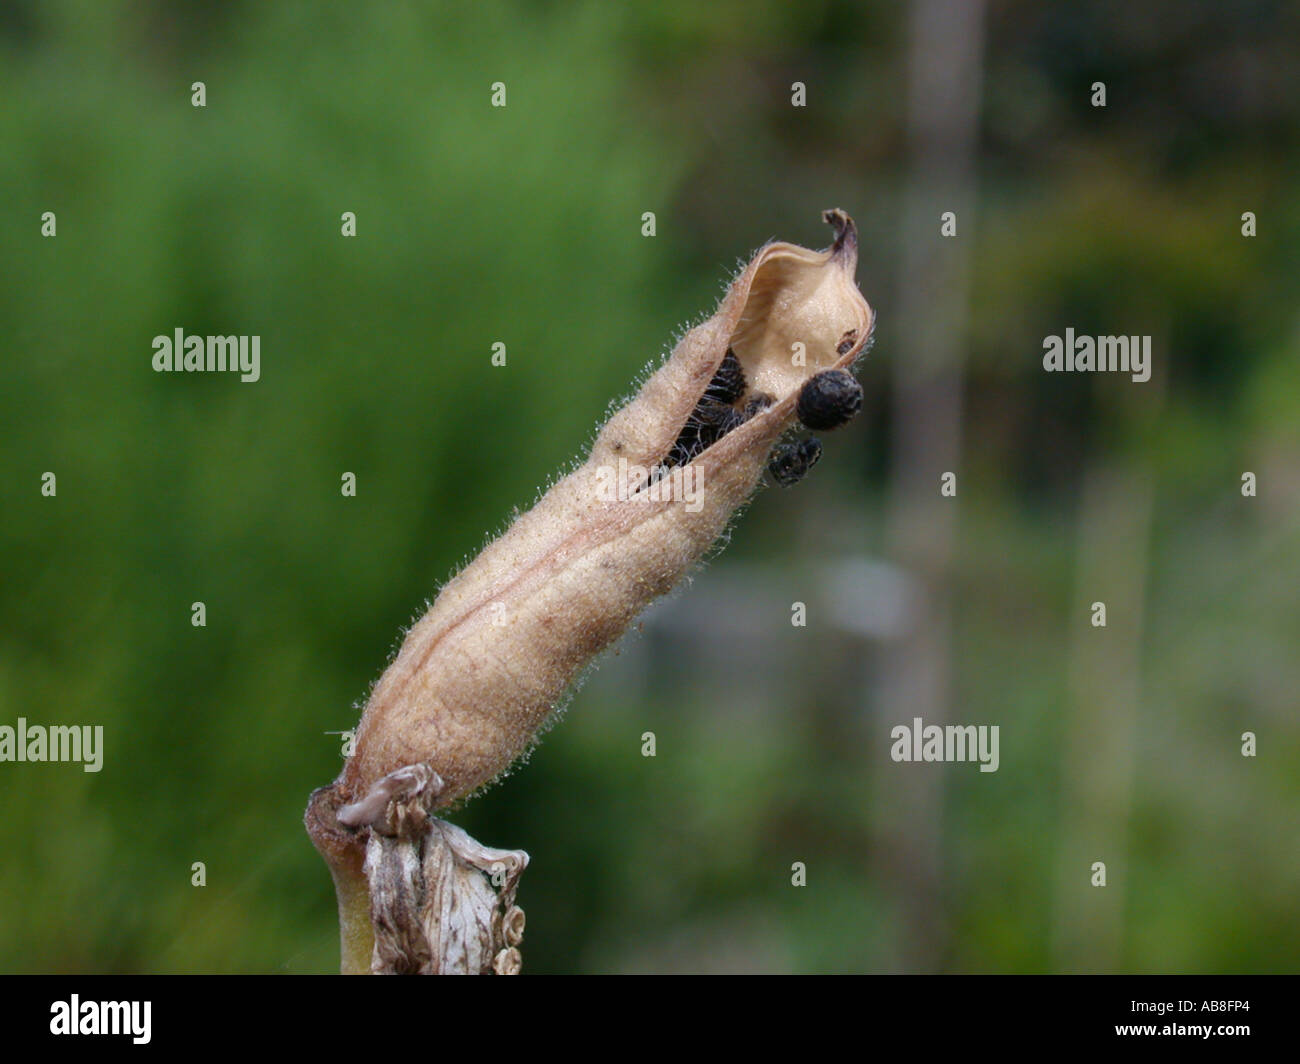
311,209 -> 874,843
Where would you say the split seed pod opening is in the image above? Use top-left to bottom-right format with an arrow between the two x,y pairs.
307,211 -> 874,967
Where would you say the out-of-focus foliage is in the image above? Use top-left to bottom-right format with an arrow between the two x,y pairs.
0,0 -> 1296,972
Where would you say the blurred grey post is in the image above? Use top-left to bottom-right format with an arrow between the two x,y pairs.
873,0 -> 986,969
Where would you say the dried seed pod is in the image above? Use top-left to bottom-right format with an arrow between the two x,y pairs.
796,368 -> 863,430
313,209 -> 874,836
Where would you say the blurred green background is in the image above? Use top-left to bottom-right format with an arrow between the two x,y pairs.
2,0 -> 1297,973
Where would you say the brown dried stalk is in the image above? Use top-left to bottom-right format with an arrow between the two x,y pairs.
306,209 -> 875,974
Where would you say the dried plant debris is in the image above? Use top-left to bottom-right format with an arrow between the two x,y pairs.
306,209 -> 875,974
366,816 -> 527,975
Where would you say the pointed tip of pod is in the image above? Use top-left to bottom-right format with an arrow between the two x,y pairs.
822,208 -> 858,262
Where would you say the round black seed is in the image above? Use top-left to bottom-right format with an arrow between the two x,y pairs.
796,370 -> 862,430
768,437 -> 823,486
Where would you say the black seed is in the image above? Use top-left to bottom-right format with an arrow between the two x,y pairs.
664,421 -> 700,467
663,361 -> 765,468
705,348 -> 747,405
796,370 -> 862,430
665,402 -> 734,467
694,402 -> 738,432
768,437 -> 823,486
